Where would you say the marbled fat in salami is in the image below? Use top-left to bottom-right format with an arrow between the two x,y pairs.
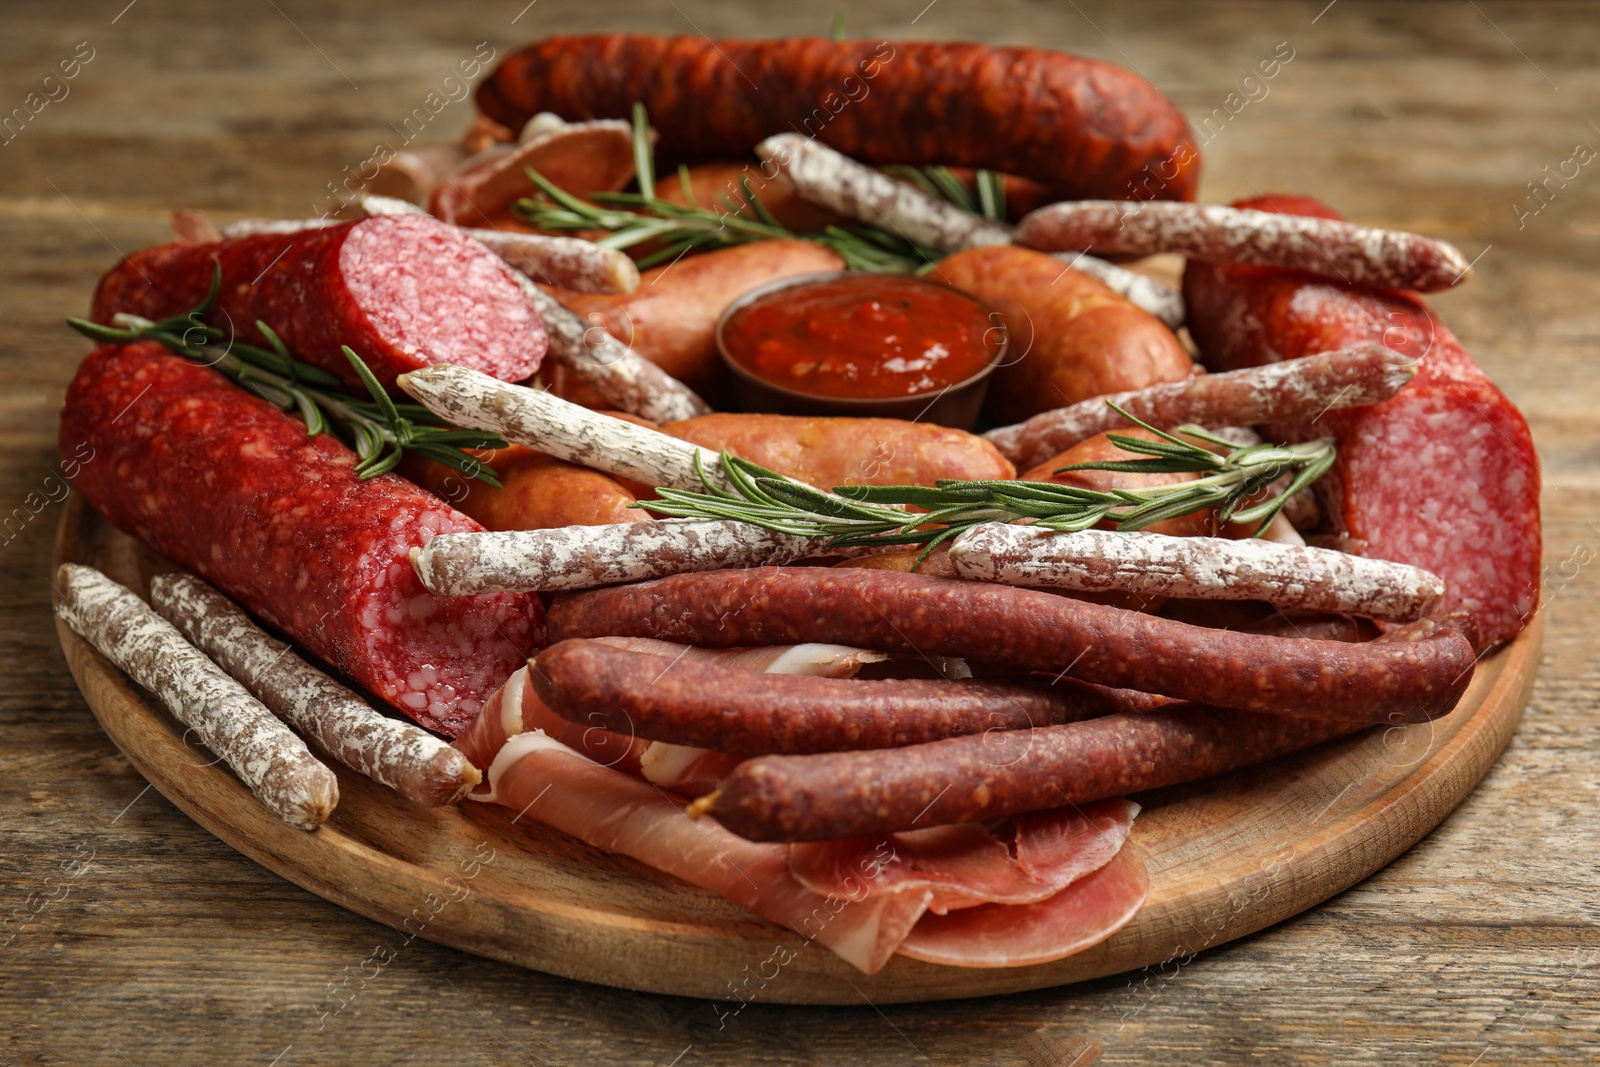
89,214 -> 545,389
1183,195 -> 1540,648
60,342 -> 542,735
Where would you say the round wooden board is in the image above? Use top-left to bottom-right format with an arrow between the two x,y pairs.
52,496 -> 1541,1005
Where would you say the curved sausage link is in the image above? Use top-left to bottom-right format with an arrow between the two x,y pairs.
692,702 -> 1363,841
530,638 -> 1109,755
545,567 -> 1478,723
477,35 -> 1200,204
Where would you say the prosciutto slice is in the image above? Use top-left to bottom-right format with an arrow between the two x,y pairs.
483,731 -> 931,973
459,652 -> 1148,972
896,847 -> 1150,967
453,664 -> 645,777
791,800 -> 1139,915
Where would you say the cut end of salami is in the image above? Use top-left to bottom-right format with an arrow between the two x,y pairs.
340,215 -> 546,383
1182,193 -> 1542,650
89,214 -> 546,389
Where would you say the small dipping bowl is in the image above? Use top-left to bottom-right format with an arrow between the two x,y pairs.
714,271 -> 1006,430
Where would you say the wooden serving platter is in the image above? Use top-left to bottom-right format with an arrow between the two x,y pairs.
52,495 -> 1541,1005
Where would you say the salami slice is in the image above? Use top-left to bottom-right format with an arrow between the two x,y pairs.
89,214 -> 546,389
59,342 -> 543,736
1183,195 -> 1540,648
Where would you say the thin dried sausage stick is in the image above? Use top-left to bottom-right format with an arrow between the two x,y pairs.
1017,201 -> 1472,292
412,519 -> 818,596
755,134 -> 1012,252
690,703 -> 1364,841
398,364 -> 724,491
517,283 -> 712,423
947,524 -> 1445,622
545,567 -> 1477,723
54,565 -> 338,830
531,638 -> 1106,755
149,574 -> 480,806
984,344 -> 1416,468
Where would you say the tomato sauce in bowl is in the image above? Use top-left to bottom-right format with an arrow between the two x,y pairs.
715,272 -> 1006,428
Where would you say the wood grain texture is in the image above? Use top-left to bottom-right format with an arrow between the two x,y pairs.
49,497 -> 1541,1006
3,0 -> 1598,1063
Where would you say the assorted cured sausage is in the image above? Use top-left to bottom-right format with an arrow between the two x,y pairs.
55,30 -> 1539,976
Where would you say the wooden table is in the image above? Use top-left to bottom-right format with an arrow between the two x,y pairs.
3,1 -> 1595,1062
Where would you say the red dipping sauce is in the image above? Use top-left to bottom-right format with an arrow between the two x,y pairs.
719,273 -> 1002,401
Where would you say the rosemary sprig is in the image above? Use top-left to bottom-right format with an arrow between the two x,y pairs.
65,265 -> 507,486
880,165 -> 1008,221
513,104 -> 939,272
636,404 -> 1335,561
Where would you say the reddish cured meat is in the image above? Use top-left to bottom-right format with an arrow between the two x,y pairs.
896,845 -> 1149,967
59,343 -> 542,735
89,214 -> 546,389
1183,195 -> 1540,646
477,35 -> 1200,204
547,568 -> 1478,724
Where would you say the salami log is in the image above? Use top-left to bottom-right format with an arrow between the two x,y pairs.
530,638 -> 1106,755
546,567 -> 1477,723
1183,195 -> 1541,648
60,343 -> 542,736
692,702 -> 1364,841
89,214 -> 546,389
477,35 -> 1201,204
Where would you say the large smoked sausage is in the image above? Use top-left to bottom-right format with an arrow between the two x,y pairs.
89,215 -> 545,389
659,412 -> 1015,486
1183,195 -> 1540,648
60,343 -> 542,736
935,246 -> 1194,425
401,446 -> 641,531
477,35 -> 1201,204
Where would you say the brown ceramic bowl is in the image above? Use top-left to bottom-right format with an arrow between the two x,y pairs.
713,271 -> 1006,430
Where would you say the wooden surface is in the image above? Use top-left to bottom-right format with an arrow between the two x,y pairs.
51,498 -> 1544,1006
3,0 -> 1597,1061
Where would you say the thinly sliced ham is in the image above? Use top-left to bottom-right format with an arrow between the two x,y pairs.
790,801 -> 1139,915
895,846 -> 1150,968
453,664 -> 647,777
483,731 -> 932,973
637,742 -> 742,796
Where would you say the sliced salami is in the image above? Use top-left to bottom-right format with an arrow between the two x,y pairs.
89,214 -> 546,389
1183,195 -> 1540,647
